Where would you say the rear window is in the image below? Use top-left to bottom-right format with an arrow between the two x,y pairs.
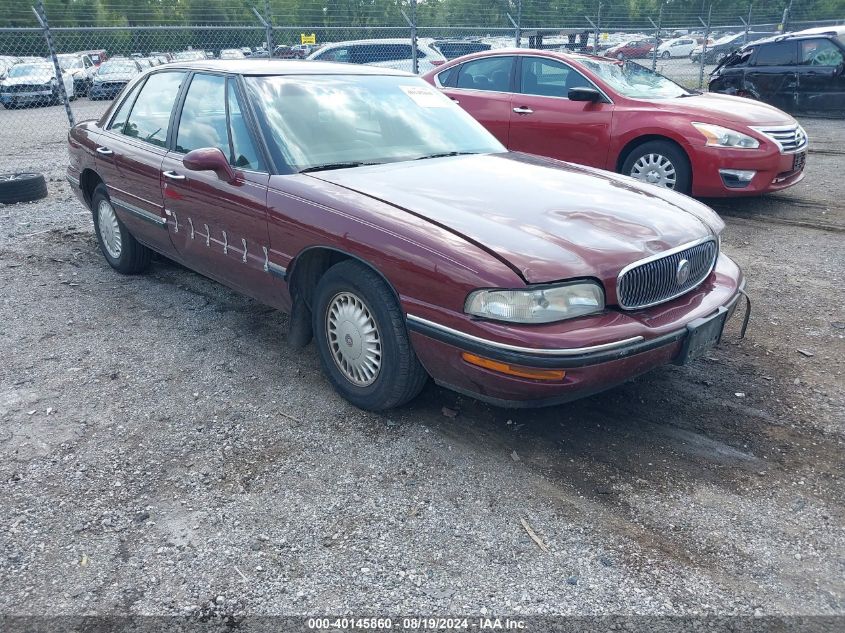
350,44 -> 415,64
753,41 -> 798,66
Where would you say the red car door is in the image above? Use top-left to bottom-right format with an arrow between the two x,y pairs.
93,71 -> 187,259
160,72 -> 275,304
507,56 -> 613,168
438,55 -> 516,146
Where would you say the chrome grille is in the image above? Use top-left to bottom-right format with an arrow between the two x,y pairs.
617,238 -> 718,310
751,124 -> 808,154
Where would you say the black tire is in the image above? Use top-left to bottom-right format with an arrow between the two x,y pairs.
312,260 -> 428,411
621,140 -> 692,195
661,50 -> 671,59
91,184 -> 151,274
0,173 -> 48,204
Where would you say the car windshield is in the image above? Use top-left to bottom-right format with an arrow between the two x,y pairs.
174,51 -> 203,61
8,64 -> 52,78
579,59 -> 690,99
99,62 -> 137,75
246,74 -> 505,171
58,56 -> 82,69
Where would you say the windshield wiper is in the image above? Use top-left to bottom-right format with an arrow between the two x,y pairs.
416,151 -> 478,160
300,161 -> 382,173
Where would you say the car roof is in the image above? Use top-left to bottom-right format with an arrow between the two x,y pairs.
443,47 -> 609,64
162,59 -> 414,76
313,38 -> 435,48
746,27 -> 844,47
793,25 -> 845,37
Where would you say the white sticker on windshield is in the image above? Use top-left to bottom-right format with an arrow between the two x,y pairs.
399,84 -> 448,108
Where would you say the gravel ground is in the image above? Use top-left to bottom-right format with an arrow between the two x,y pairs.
0,104 -> 843,622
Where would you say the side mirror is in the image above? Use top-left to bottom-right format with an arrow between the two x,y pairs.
183,147 -> 236,182
568,87 -> 604,103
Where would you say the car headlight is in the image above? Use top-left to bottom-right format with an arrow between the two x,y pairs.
465,281 -> 605,324
692,122 -> 760,149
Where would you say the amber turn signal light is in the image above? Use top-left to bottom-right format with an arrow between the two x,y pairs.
461,352 -> 566,381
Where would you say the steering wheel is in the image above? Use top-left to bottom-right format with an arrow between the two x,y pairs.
808,48 -> 843,66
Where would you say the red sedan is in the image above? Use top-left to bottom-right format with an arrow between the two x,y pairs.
422,49 -> 807,196
67,60 -> 745,410
605,39 -> 654,60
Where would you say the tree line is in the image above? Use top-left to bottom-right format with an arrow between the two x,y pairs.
2,0 -> 843,29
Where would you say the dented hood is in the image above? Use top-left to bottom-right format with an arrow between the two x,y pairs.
311,152 -> 723,284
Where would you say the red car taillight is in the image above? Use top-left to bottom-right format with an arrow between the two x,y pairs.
430,60 -> 446,66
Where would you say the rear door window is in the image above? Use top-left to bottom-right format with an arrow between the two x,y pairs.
455,56 -> 515,92
800,39 -> 844,66
753,41 -> 798,66
316,47 -> 350,63
122,71 -> 185,147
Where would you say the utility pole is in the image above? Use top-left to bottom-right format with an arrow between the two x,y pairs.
782,0 -> 794,32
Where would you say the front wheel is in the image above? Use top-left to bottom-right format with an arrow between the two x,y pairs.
621,140 -> 692,194
91,184 -> 151,274
312,260 -> 427,411
661,50 -> 671,59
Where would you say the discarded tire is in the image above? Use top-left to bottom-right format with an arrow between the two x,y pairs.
0,173 -> 48,204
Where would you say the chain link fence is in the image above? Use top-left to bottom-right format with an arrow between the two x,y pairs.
1,0 -> 843,153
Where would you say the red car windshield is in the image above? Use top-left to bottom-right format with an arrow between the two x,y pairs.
579,58 -> 691,99
246,74 -> 505,171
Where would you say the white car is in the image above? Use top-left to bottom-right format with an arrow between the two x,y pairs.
0,61 -> 74,108
220,48 -> 246,60
58,53 -> 97,95
307,38 -> 446,74
656,37 -> 700,59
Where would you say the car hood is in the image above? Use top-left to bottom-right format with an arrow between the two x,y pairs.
2,75 -> 54,85
658,92 -> 794,126
310,153 -> 723,284
95,73 -> 134,82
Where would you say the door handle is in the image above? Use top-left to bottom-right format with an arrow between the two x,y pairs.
450,97 -> 460,104
163,170 -> 186,181
513,106 -> 534,114
95,146 -> 113,155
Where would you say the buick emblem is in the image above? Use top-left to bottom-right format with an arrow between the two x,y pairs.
676,259 -> 691,285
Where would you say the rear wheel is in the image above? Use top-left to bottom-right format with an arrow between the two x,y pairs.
621,140 -> 691,194
91,184 -> 151,274
312,260 -> 427,411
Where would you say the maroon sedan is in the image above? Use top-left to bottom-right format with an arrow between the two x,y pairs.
67,60 -> 746,410
423,49 -> 807,196
605,39 -> 654,60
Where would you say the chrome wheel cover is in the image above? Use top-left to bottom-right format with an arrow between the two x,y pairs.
326,291 -> 382,386
97,199 -> 122,259
630,153 -> 677,189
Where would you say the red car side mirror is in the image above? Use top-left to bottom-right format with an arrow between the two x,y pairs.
183,147 -> 236,183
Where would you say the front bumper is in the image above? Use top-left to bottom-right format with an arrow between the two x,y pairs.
690,144 -> 806,197
89,83 -> 125,99
0,90 -> 52,105
406,253 -> 745,408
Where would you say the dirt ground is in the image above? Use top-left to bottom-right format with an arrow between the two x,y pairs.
0,109 -> 843,623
